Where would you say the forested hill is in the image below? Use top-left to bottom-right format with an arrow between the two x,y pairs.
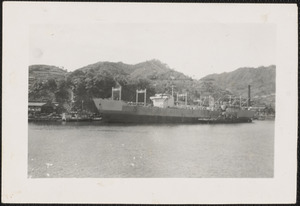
71,59 -> 193,94
200,65 -> 276,106
28,60 -> 276,112
74,59 -> 190,83
29,65 -> 67,87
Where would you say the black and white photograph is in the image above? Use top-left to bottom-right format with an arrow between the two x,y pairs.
28,23 -> 276,178
2,2 -> 297,204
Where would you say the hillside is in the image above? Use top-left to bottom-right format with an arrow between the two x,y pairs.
200,65 -> 276,106
73,59 -> 190,82
28,60 -> 276,111
69,59 -> 226,101
29,65 -> 67,87
130,59 -> 189,80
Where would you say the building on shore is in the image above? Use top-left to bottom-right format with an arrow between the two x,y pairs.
28,102 -> 59,114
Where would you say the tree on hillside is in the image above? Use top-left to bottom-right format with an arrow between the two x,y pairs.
55,79 -> 72,104
29,79 -> 57,102
71,73 -> 116,111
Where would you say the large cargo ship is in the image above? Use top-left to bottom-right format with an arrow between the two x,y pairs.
93,87 -> 254,124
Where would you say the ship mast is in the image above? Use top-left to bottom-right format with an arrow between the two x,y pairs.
170,76 -> 175,97
240,96 -> 242,108
177,93 -> 188,107
248,85 -> 251,107
136,89 -> 147,106
185,93 -> 187,106
112,86 -> 122,101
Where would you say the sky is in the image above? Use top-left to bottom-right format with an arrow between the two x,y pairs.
30,23 -> 276,79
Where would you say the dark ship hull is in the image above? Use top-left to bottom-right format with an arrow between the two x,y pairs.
93,98 -> 254,124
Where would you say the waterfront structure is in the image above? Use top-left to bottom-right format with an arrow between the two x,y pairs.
28,102 -> 58,114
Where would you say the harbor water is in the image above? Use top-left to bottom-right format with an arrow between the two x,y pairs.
28,120 -> 274,178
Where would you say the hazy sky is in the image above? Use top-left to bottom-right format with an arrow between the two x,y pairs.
30,23 -> 276,79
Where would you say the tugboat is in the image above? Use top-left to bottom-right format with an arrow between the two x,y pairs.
62,111 -> 93,122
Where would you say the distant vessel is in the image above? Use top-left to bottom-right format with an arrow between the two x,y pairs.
62,112 -> 92,122
93,86 -> 254,124
61,112 -> 103,122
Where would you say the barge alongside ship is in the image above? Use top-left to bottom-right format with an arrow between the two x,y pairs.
93,87 -> 254,124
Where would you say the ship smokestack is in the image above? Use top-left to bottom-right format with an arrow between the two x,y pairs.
248,85 -> 251,107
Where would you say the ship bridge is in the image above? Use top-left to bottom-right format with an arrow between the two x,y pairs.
150,94 -> 174,108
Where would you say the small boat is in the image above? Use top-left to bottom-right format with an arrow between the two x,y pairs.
62,112 -> 92,122
91,113 -> 102,121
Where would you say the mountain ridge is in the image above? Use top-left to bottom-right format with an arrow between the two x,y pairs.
200,65 -> 276,96
29,60 -> 276,109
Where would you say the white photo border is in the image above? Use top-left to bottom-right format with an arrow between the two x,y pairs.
2,2 -> 297,204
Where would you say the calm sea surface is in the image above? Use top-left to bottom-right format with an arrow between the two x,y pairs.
28,121 -> 274,178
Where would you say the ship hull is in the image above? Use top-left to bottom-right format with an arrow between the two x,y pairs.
101,112 -> 200,123
197,117 -> 252,124
101,112 -> 252,124
93,98 -> 254,124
